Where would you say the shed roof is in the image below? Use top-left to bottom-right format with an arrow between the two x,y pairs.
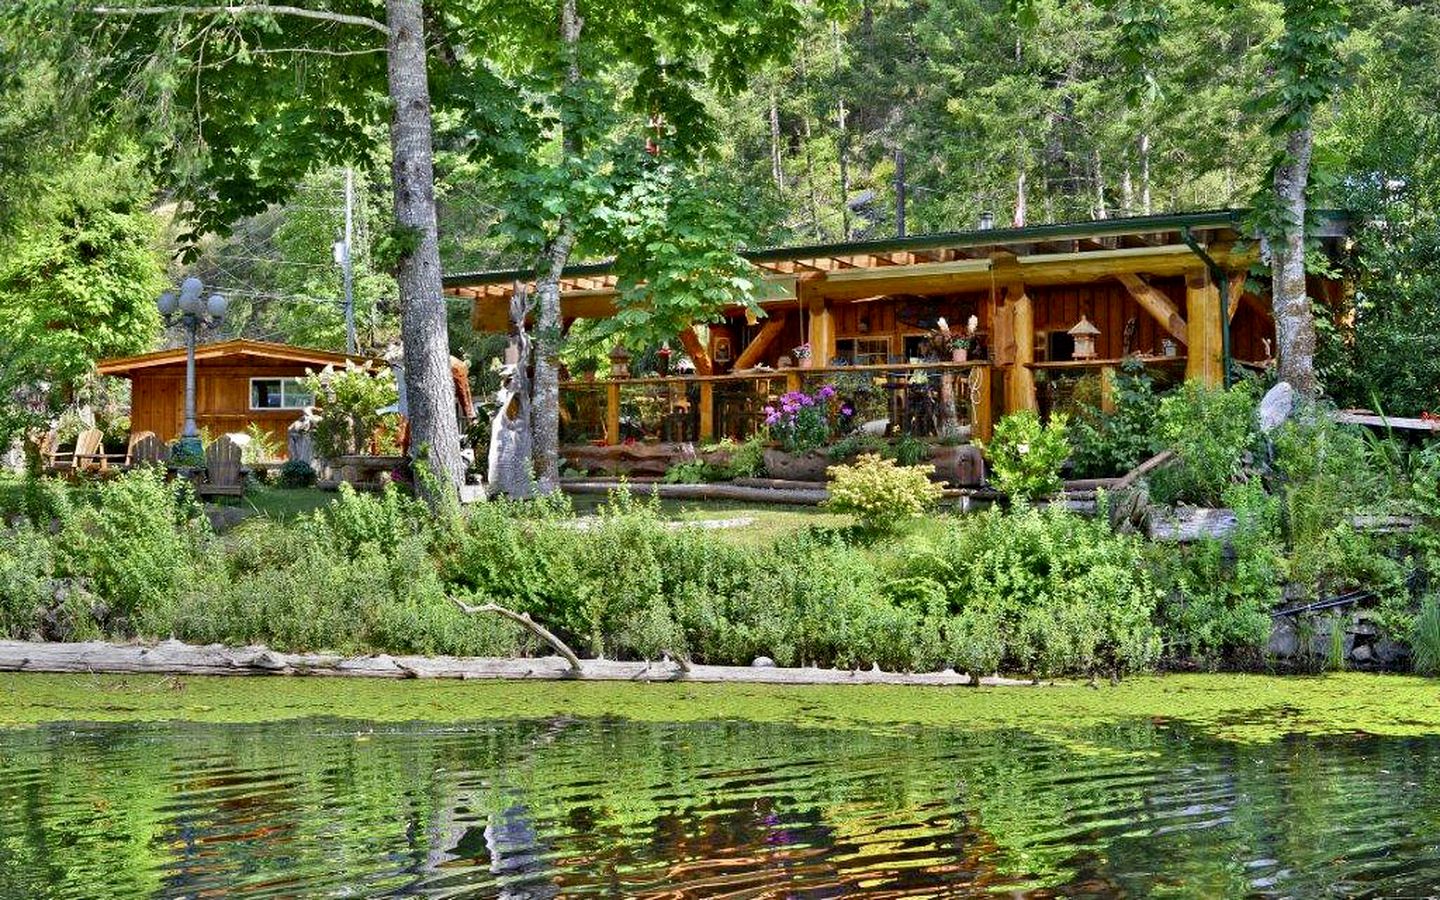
97,339 -> 379,376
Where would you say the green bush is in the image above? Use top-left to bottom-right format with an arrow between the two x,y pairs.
301,362 -> 401,459
1151,381 -> 1259,506
1413,594 -> 1440,676
1068,360 -> 1161,478
984,410 -> 1070,501
896,505 -> 1161,677
1148,481 -> 1283,663
277,459 -> 317,488
825,454 -> 944,532
59,467 -> 209,635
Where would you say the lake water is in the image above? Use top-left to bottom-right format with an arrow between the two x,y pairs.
1,716 -> 1439,898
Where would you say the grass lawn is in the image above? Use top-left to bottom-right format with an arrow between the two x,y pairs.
230,485 -> 337,520
566,493 -> 856,546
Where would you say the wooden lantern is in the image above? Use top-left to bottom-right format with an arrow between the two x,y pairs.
1068,315 -> 1101,361
608,343 -> 632,379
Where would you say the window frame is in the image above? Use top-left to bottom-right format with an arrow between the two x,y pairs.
248,377 -> 314,411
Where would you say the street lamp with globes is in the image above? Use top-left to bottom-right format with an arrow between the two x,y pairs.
156,277 -> 227,457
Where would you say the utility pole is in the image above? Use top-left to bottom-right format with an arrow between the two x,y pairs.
337,167 -> 357,353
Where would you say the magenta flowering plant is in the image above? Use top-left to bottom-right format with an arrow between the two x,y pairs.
763,384 -> 850,451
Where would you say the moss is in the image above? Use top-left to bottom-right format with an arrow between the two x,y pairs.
2,672 -> 1438,743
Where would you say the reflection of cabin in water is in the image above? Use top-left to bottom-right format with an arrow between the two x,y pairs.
446,210 -> 1347,446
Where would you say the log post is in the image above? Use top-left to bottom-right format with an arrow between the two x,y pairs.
1185,269 -> 1223,387
1007,284 -> 1037,413
804,282 -> 835,367
785,371 -> 802,393
606,381 -> 621,445
1100,365 -> 1118,413
971,366 -> 993,442
698,381 -> 714,443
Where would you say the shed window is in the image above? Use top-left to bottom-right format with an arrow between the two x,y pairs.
250,378 -> 313,410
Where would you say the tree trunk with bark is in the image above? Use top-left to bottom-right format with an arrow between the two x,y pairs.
386,0 -> 464,496
1271,124 -> 1318,396
529,0 -> 584,490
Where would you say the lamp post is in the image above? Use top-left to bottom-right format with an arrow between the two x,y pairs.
157,277 -> 227,457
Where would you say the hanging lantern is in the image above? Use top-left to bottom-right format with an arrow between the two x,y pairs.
1068,315 -> 1102,361
609,343 -> 632,379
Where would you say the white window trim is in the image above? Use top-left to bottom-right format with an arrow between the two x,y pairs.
248,377 -> 312,411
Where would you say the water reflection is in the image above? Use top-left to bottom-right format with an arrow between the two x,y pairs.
0,717 -> 1438,897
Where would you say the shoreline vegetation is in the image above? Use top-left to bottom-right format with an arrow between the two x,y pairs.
3,670 -> 1440,744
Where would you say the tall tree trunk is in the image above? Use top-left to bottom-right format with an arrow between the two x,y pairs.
386,0 -> 463,496
769,86 -> 784,190
1093,149 -> 1107,219
1013,169 -> 1027,227
530,0 -> 583,490
1271,124 -> 1318,396
1139,132 -> 1152,215
1122,158 -> 1134,213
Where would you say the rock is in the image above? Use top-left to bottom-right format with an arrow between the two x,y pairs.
204,504 -> 253,532
1257,382 -> 1296,434
1268,617 -> 1299,658
751,656 -> 776,668
1350,643 -> 1374,663
1308,617 -> 1354,660
1374,637 -> 1411,667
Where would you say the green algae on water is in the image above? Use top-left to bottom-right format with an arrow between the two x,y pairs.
1,672 -> 1438,743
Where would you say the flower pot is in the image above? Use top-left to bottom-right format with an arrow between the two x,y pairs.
951,347 -> 968,363
798,356 -> 814,369
762,447 -> 832,482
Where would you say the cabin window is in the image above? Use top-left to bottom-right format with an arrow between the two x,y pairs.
249,378 -> 313,410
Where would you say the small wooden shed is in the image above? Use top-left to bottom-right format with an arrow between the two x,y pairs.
97,340 -> 378,457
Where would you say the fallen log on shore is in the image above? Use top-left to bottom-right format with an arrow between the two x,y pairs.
0,639 -> 1036,687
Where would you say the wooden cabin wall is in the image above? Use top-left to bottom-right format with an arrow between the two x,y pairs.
129,361 -> 315,456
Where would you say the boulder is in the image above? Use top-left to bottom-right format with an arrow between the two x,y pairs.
1350,643 -> 1374,664
1257,382 -> 1296,434
1267,617 -> 1299,658
751,656 -> 776,668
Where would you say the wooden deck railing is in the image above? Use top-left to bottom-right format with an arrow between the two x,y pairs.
559,361 -> 992,446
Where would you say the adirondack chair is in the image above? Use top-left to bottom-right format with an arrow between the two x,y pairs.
197,434 -> 244,498
71,429 -> 110,474
195,434 -> 243,498
125,432 -> 164,467
38,430 -> 71,473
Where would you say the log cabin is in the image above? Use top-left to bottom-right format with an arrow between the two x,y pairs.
96,340 -> 378,457
446,209 -> 1348,450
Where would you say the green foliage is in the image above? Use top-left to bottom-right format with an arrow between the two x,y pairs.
1068,361 -> 1161,478
277,459 -> 317,489
984,410 -> 1069,501
1150,482 -> 1284,664
825,454 -> 944,532
896,505 -> 1162,677
0,153 -> 164,444
301,363 -> 400,460
1151,381 -> 1259,507
663,436 -> 768,483
59,467 -> 209,634
1413,595 -> 1440,677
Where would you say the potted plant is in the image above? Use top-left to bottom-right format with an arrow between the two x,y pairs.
792,341 -> 814,368
931,315 -> 979,362
761,384 -> 845,480
571,355 -> 600,382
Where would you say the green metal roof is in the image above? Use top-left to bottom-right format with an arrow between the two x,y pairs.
443,208 -> 1349,289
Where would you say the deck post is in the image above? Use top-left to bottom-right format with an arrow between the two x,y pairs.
971,367 -> 993,442
1100,365 -> 1118,413
1006,284 -> 1037,413
698,381 -> 714,443
1185,269 -> 1223,387
803,281 -> 835,367
606,381 -> 621,445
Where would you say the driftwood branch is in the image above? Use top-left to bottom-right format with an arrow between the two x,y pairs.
88,5 -> 390,35
451,598 -> 582,673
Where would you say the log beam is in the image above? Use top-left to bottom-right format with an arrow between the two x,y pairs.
678,326 -> 713,376
733,315 -> 788,370
1116,272 -> 1189,345
1006,284 -> 1037,413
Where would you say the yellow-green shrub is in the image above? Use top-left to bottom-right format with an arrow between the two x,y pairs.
825,454 -> 944,531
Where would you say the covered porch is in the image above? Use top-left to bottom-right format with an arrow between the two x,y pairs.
446,209 -> 1347,451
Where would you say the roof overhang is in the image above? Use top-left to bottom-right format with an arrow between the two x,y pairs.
447,208 -> 1348,330
97,339 -> 381,376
